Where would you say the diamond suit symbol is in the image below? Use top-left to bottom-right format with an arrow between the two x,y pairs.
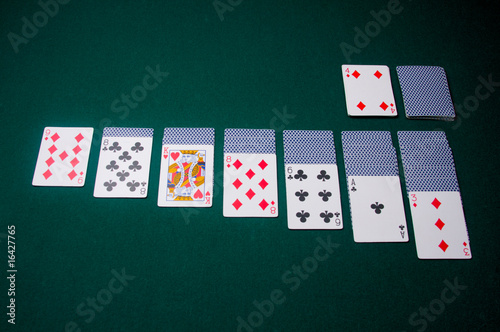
438,240 -> 449,252
258,179 -> 268,190
246,169 -> 255,179
43,169 -> 52,179
45,157 -> 55,167
258,160 -> 268,170
48,145 -> 57,154
380,102 -> 388,111
245,189 -> 255,200
352,70 -> 360,79
357,102 -> 366,110
258,199 -> 269,210
75,133 -> 84,142
233,159 -> 242,170
68,170 -> 77,180
59,151 -> 68,161
73,145 -> 82,155
51,133 -> 60,142
435,218 -> 445,230
232,199 -> 243,210
431,198 -> 441,209
374,70 -> 382,79
232,179 -> 243,189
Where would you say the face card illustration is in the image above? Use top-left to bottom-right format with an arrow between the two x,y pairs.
93,127 -> 153,198
283,130 -> 342,230
341,65 -> 397,117
348,176 -> 408,242
158,128 -> 214,207
223,129 -> 278,218
32,127 -> 94,187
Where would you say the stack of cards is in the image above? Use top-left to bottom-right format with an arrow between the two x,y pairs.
398,131 -> 471,259
33,127 -> 94,187
283,130 -> 342,230
94,127 -> 154,198
223,129 -> 278,217
341,131 -> 408,243
157,128 -> 214,207
396,66 -> 456,121
341,65 -> 397,117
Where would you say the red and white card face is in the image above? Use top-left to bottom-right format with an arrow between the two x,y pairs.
341,65 -> 397,117
409,191 -> 471,259
32,127 -> 94,187
223,153 -> 278,217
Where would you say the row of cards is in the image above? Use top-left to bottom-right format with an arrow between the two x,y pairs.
32,127 -> 471,259
342,65 -> 456,120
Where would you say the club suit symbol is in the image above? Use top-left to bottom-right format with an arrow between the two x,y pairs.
320,211 -> 334,223
294,170 -> 307,181
371,202 -> 384,214
317,170 -> 330,181
109,142 -> 122,153
296,210 -> 310,223
318,190 -> 332,202
295,190 -> 309,202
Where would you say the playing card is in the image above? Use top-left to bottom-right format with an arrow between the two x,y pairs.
396,66 -> 455,120
348,176 -> 408,242
283,130 -> 342,230
157,128 -> 214,207
93,127 -> 153,198
32,127 -> 94,187
223,129 -> 278,217
342,131 -> 408,242
398,131 -> 471,259
341,65 -> 397,117
409,192 -> 471,259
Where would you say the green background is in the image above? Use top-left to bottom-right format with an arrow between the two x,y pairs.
1,0 -> 499,331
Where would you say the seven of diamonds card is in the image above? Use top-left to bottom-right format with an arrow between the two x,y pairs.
157,128 -> 214,207
93,127 -> 154,198
398,131 -> 471,259
283,130 -> 342,229
342,131 -> 408,242
223,129 -> 278,217
341,65 -> 397,117
32,127 -> 94,187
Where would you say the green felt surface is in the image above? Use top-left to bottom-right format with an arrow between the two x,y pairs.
1,0 -> 499,331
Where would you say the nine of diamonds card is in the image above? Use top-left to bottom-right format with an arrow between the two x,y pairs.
223,129 -> 278,217
283,130 -> 342,230
32,127 -> 94,187
93,127 -> 154,198
157,128 -> 214,207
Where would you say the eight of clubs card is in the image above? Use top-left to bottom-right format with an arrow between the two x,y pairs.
94,128 -> 153,198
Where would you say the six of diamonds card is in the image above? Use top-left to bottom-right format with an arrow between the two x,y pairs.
93,127 -> 154,198
283,130 -> 342,230
223,129 -> 278,217
33,127 -> 94,187
157,128 -> 214,207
